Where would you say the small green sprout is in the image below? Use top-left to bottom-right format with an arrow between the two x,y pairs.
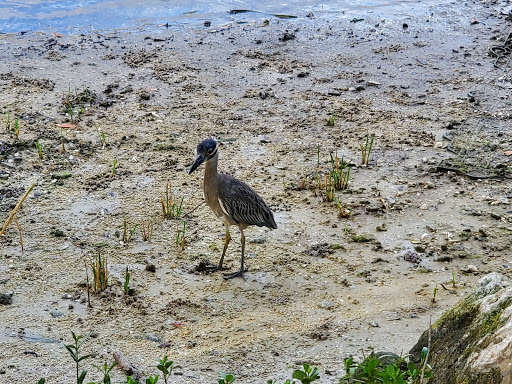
218,372 -> 235,384
35,140 -> 43,160
63,331 -> 94,384
156,355 -> 174,384
111,159 -> 117,177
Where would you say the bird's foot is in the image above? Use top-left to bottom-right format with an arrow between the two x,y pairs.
223,268 -> 247,280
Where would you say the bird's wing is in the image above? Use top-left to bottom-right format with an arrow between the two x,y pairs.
218,176 -> 275,228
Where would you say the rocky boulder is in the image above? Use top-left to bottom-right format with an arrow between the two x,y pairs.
410,273 -> 512,384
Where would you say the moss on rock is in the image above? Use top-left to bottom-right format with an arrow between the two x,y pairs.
409,273 -> 510,384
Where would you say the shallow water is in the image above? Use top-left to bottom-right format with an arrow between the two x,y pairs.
1,0 -> 448,34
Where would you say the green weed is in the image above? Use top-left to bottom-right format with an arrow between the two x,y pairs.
162,183 -> 184,219
360,133 -> 375,166
141,220 -> 153,241
14,117 -> 19,139
176,221 -> 186,250
122,220 -> 138,243
145,376 -> 159,384
63,331 -> 94,384
219,372 -> 235,384
292,363 -> 320,383
432,285 -> 438,303
90,361 -> 118,384
321,152 -> 351,202
327,113 -> 337,126
123,266 -> 131,295
99,130 -> 107,148
156,355 -> 174,384
339,351 -> 432,384
111,159 -> 118,177
35,140 -> 43,160
91,253 -> 108,293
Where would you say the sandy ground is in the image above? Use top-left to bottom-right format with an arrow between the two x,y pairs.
1,1 -> 512,383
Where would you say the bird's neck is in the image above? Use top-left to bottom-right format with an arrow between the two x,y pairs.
203,153 -> 219,202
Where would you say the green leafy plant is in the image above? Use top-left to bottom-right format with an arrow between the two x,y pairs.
292,363 -> 320,384
145,376 -> 159,384
90,361 -> 118,384
126,377 -> 140,384
360,133 -> 375,166
63,331 -> 94,384
161,183 -> 184,219
37,379 -> 45,384
339,351 -> 432,384
218,372 -> 235,384
156,355 -> 174,384
451,271 -> 457,288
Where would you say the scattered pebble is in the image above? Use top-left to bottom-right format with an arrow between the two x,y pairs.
50,310 -> 64,318
0,291 -> 14,305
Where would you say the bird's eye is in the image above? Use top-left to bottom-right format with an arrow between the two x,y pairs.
206,149 -> 213,156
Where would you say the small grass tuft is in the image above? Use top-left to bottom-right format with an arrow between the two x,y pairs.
176,221 -> 186,250
141,220 -> 153,241
360,132 -> 375,166
162,182 -> 184,219
35,140 -> 43,160
111,159 -> 117,177
122,220 -> 138,243
326,113 -> 337,126
91,253 -> 108,293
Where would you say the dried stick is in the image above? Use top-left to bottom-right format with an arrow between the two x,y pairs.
84,260 -> 92,308
182,200 -> 205,218
0,183 -> 35,236
13,216 -> 23,254
113,350 -> 140,379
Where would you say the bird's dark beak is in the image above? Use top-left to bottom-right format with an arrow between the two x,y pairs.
189,154 -> 204,174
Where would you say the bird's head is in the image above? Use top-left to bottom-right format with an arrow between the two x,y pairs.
189,138 -> 218,174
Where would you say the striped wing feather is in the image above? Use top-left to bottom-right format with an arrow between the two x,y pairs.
218,174 -> 276,229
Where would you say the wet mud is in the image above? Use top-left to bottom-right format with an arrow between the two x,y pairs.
1,1 -> 512,382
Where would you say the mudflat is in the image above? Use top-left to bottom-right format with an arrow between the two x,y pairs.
1,2 -> 511,383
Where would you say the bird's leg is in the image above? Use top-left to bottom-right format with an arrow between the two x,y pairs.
207,223 -> 230,272
224,229 -> 247,279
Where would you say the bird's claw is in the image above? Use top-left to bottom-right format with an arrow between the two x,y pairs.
222,268 -> 247,280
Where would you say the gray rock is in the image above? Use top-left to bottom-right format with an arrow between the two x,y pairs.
50,310 -> 64,318
145,333 -> 162,343
410,273 -> 511,383
0,291 -> 13,305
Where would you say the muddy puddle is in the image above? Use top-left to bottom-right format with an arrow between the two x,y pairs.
1,0 -> 512,382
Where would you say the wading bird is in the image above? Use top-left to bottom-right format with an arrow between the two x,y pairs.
189,138 -> 277,279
